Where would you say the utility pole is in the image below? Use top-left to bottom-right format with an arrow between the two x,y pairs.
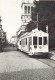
32,13 -> 39,29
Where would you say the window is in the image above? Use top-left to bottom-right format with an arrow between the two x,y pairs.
28,6 -> 30,14
25,6 -> 27,14
21,16 -> 22,19
0,32 -> 2,37
20,41 -> 21,45
33,37 -> 37,45
39,37 -> 42,45
44,37 -> 47,45
0,38 -> 1,43
29,37 -> 32,45
21,38 -> 27,46
31,7 -> 33,12
26,38 -> 27,45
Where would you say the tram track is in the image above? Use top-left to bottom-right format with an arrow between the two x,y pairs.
37,58 -> 55,68
20,51 -> 55,68
16,50 -> 55,68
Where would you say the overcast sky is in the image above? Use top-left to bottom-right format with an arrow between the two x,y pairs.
1,0 -> 38,41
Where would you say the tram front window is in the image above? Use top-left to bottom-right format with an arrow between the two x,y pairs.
33,37 -> 37,45
44,37 -> 47,45
20,41 -> 21,45
39,37 -> 42,45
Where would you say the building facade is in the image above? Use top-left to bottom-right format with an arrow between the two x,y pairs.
17,0 -> 34,38
21,1 -> 33,31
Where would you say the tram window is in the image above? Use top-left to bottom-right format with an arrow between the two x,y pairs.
20,41 -> 21,45
31,7 -> 33,12
33,37 -> 37,45
44,37 -> 47,45
39,37 -> 42,45
26,38 -> 27,45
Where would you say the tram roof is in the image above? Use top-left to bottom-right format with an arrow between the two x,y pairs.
30,28 -> 48,35
20,28 -> 49,38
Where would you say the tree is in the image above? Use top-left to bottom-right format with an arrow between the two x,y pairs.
27,1 -> 55,49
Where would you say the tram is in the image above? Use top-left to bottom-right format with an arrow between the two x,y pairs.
17,28 -> 49,56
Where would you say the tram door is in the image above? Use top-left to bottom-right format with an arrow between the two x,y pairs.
38,37 -> 42,50
33,37 -> 37,48
28,37 -> 32,51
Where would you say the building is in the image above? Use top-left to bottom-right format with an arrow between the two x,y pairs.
21,0 -> 33,31
17,0 -> 34,39
10,35 -> 17,46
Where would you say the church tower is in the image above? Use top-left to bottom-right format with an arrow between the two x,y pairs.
21,0 -> 33,31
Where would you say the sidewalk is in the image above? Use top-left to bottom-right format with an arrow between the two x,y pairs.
3,46 -> 17,52
50,51 -> 55,61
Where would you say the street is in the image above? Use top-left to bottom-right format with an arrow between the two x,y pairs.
0,47 -> 55,80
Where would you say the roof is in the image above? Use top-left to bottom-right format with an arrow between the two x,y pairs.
20,28 -> 49,38
21,2 -> 33,8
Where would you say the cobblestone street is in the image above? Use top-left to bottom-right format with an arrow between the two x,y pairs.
0,47 -> 55,80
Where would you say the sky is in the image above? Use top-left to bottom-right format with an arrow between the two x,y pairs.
1,0 -> 38,41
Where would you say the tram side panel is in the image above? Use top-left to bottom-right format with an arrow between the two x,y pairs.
21,37 -> 29,52
20,36 -> 33,53
17,41 -> 19,50
17,39 -> 21,50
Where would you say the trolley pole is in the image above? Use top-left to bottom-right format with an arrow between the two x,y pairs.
32,13 -> 39,29
37,13 -> 38,29
32,13 -> 39,30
